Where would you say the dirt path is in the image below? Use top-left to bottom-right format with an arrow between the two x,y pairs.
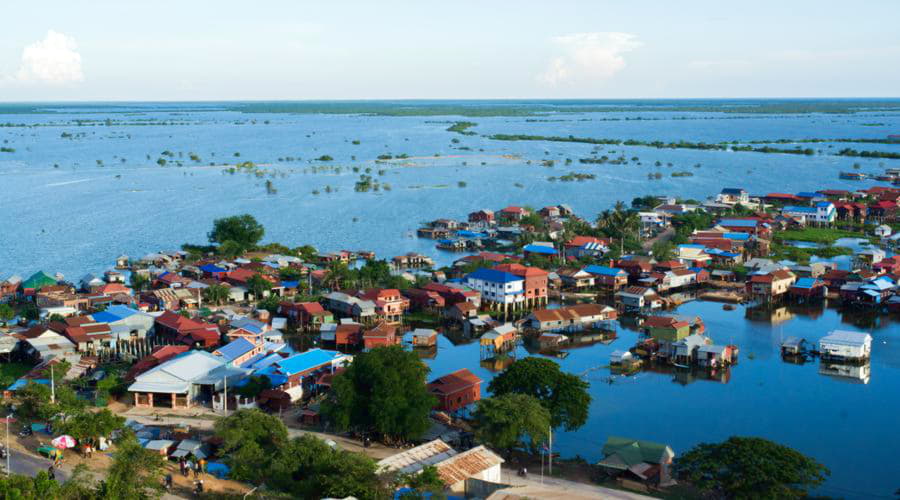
642,227 -> 675,252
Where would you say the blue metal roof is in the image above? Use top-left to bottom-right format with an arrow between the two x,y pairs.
281,280 -> 299,289
783,206 -> 817,214
275,348 -> 343,376
230,318 -> 265,335
718,219 -> 757,228
792,277 -> 820,289
796,192 -> 820,198
200,264 -> 227,273
466,268 -> 523,284
584,265 -> 625,276
215,338 -> 256,361
523,244 -> 557,255
679,244 -> 705,249
722,232 -> 750,241
721,188 -> 745,195
91,304 -> 138,323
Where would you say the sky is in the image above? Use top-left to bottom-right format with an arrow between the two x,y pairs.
1,0 -> 899,101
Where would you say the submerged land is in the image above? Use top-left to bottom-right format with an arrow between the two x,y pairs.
0,99 -> 899,499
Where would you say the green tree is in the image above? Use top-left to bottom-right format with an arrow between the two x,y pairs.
0,304 -> 15,322
214,409 -> 289,484
0,470 -> 61,498
129,273 -> 150,292
202,283 -> 230,305
397,465 -> 446,498
322,346 -> 435,443
16,381 -> 55,421
218,239 -> 245,259
323,261 -> 351,290
473,394 -> 550,455
269,434 -> 384,499
235,375 -> 272,398
97,436 -> 165,500
208,214 -> 265,251
257,295 -> 281,315
279,266 -> 303,281
674,436 -> 829,499
55,409 -> 125,443
651,240 -> 673,261
246,274 -> 274,299
487,357 -> 591,431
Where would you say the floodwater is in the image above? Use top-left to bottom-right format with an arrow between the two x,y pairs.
421,300 -> 900,499
2,101 -> 900,497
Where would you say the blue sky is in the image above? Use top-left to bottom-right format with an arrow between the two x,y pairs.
1,0 -> 899,100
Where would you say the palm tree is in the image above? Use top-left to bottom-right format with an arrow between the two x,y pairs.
202,284 -> 230,305
596,201 -> 640,255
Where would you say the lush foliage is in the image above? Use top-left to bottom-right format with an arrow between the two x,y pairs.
473,394 -> 550,454
322,346 -> 435,442
208,214 -> 265,252
674,436 -> 829,499
214,409 -> 289,484
487,357 -> 591,431
97,436 -> 166,500
268,434 -> 384,500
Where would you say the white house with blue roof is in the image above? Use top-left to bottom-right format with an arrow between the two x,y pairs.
782,202 -> 836,225
128,349 -> 249,409
464,268 -> 525,312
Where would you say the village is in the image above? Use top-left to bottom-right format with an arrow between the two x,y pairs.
0,176 -> 896,499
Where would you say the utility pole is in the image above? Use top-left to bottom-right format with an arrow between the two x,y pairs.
50,364 -> 55,404
222,375 -> 227,414
548,425 -> 553,476
4,415 -> 13,475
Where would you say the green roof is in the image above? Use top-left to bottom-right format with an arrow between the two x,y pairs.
599,436 -> 672,468
22,271 -> 57,290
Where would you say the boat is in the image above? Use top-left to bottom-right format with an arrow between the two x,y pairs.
839,172 -> 867,180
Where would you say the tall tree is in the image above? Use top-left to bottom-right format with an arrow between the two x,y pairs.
214,409 -> 289,484
473,394 -> 550,455
202,283 -> 230,305
128,273 -> 149,292
246,274 -> 273,299
208,214 -> 265,251
269,434 -> 385,500
674,437 -> 829,499
98,437 -> 165,500
487,357 -> 591,431
322,346 -> 435,443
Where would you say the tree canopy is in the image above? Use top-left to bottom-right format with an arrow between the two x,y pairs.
208,214 -> 265,251
268,434 -> 384,500
487,357 -> 591,431
322,346 -> 435,443
473,394 -> 550,455
214,409 -> 289,484
97,436 -> 165,500
674,436 -> 830,499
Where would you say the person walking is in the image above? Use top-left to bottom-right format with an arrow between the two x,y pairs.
193,461 -> 200,479
179,459 -> 187,477
47,465 -> 55,481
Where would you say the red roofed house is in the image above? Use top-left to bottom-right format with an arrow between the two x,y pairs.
427,368 -> 482,413
747,270 -> 796,303
564,235 -> 610,259
357,289 -> 409,324
498,206 -> 529,224
467,210 -> 494,225
363,322 -> 399,350
279,301 -> 334,329
868,201 -> 897,223
125,345 -> 190,381
423,283 -> 481,309
154,310 -> 221,348
493,263 -> 549,308
402,289 -> 446,312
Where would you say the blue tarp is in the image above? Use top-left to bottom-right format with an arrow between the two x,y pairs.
206,461 -> 230,479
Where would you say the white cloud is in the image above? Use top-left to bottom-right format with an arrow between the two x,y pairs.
14,30 -> 84,84
538,32 -> 641,86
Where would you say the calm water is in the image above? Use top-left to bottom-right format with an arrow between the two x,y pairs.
422,300 -> 900,499
2,101 -> 900,497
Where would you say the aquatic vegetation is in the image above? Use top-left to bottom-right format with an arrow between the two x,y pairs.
0,147 -> 15,153
671,171 -> 694,177
316,155 -> 334,161
457,181 -> 467,188
446,121 -> 477,135
837,148 -> 900,160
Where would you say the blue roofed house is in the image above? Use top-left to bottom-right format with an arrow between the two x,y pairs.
464,268 -> 525,312
789,277 -> 827,300
716,188 -> 749,205
583,265 -> 628,291
257,348 -> 352,401
522,243 -> 558,258
90,304 -> 156,341
199,264 -> 228,280
855,277 -> 895,306
782,202 -> 836,225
